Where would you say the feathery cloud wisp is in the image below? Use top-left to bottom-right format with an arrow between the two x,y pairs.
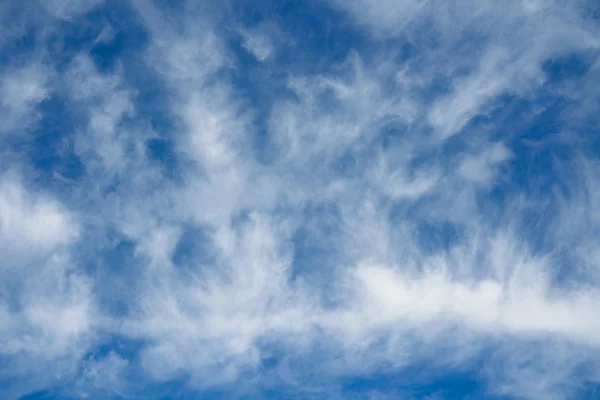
1,0 -> 599,399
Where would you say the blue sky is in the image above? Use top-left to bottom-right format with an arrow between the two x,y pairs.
1,0 -> 600,399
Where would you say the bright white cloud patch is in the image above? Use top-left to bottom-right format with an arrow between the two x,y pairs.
0,174 -> 78,252
0,0 -> 599,399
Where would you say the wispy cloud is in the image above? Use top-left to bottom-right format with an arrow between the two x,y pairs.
0,0 -> 599,398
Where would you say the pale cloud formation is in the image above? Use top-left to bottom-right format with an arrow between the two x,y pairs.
0,0 -> 599,399
0,174 -> 78,252
459,142 -> 512,185
0,64 -> 50,134
0,175 -> 92,399
240,25 -> 275,62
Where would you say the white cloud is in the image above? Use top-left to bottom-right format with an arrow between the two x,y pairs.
41,0 -> 104,20
329,0 -> 426,37
328,0 -> 599,139
485,340 -> 600,400
458,142 -> 512,185
344,254 -> 600,346
0,175 -> 93,399
0,64 -> 50,134
0,173 -> 78,252
93,24 -> 116,45
1,0 -> 600,398
269,52 -> 416,165
92,3 -> 600,395
66,55 -> 138,176
74,351 -> 131,398
240,25 -> 275,62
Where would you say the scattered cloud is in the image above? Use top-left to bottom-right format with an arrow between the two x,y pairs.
1,0 -> 599,399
